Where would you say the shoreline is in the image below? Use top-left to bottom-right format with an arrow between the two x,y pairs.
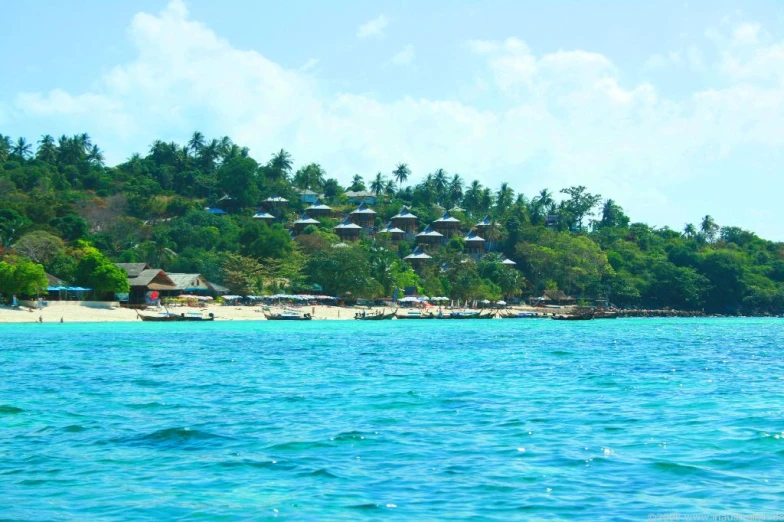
0,303 -> 775,324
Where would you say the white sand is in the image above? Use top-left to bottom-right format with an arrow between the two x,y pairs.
0,302 -> 549,324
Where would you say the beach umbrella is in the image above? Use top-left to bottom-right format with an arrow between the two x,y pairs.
481,299 -> 490,304
496,300 -> 507,306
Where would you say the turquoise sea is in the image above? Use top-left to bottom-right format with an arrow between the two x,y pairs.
1,318 -> 783,520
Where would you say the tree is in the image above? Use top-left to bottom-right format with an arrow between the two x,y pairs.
0,257 -> 48,299
683,223 -> 697,239
267,149 -> 293,182
496,182 -> 514,215
370,172 -> 385,196
37,135 -> 57,164
220,253 -> 263,295
0,209 -> 31,247
11,137 -> 32,161
216,156 -> 260,207
598,199 -> 630,229
188,131 -> 205,154
305,246 -> 378,297
349,174 -> 366,191
49,214 -> 89,242
13,231 -> 65,264
292,163 -> 326,191
560,185 -> 601,230
700,215 -> 719,243
73,244 -> 129,295
393,163 -> 411,190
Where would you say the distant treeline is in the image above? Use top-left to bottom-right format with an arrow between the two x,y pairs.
1,132 -> 782,314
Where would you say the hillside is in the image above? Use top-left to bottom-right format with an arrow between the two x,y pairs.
1,132 -> 783,314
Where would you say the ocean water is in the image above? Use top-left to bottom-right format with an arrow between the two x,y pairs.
1,318 -> 783,520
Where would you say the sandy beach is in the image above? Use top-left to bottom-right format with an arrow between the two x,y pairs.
0,302 -> 540,324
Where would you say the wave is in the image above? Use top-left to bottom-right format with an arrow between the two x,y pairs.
266,440 -> 332,451
0,405 -> 23,414
118,427 -> 234,449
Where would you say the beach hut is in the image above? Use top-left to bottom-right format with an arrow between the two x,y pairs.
349,202 -> 377,230
415,224 -> 443,250
464,230 -> 485,258
333,216 -> 363,241
114,263 -> 177,306
164,273 -> 210,297
252,210 -> 275,221
432,211 -> 461,237
474,215 -> 493,237
404,246 -> 432,270
378,222 -> 405,242
305,200 -> 333,218
501,256 -> 517,266
293,212 -> 321,235
533,290 -> 575,306
263,196 -> 289,217
391,206 -> 418,235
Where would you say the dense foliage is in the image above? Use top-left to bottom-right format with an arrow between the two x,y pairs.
1,132 -> 783,314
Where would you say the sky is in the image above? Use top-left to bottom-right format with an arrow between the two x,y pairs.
2,0 -> 784,239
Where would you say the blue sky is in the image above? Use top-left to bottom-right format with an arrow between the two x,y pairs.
3,1 -> 784,239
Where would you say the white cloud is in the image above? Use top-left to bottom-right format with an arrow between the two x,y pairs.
733,22 -> 761,45
300,58 -> 320,71
9,4 -> 784,238
390,45 -> 415,66
357,15 -> 388,39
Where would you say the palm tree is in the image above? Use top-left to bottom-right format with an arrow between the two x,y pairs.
700,215 -> 718,243
496,182 -> 514,215
370,172 -> 386,196
267,149 -> 293,181
349,174 -> 365,191
449,174 -> 464,207
683,223 -> 697,239
199,139 -> 220,172
87,144 -> 105,166
384,179 -> 397,196
393,163 -> 411,191
464,180 -> 483,215
0,134 -> 11,162
535,189 -> 554,209
433,168 -> 448,203
36,135 -> 57,164
11,137 -> 32,161
188,131 -> 205,154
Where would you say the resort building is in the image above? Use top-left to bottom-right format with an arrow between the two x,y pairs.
378,222 -> 405,242
390,207 -> 418,236
263,196 -> 288,217
404,246 -> 432,270
500,256 -> 517,266
213,194 -> 241,214
305,200 -> 332,218
432,211 -> 461,237
333,216 -> 363,241
464,230 -> 485,258
293,212 -> 321,235
114,263 -> 177,306
296,189 -> 319,204
252,210 -> 275,221
345,190 -> 377,205
415,224 -> 444,250
349,202 -> 377,230
474,215 -> 493,238
164,273 -> 210,297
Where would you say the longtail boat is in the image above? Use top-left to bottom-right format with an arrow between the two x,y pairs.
551,313 -> 594,321
138,312 -> 215,322
264,311 -> 312,320
355,309 -> 397,320
395,311 -> 435,319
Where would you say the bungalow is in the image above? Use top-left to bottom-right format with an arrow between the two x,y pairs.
114,263 -> 177,306
164,273 -> 210,297
296,189 -> 320,204
333,216 -> 363,241
531,290 -> 576,306
213,194 -> 241,214
390,206 -> 418,236
378,222 -> 405,242
404,246 -> 432,270
415,224 -> 443,250
305,200 -> 333,218
349,202 -> 377,230
293,212 -> 321,235
252,210 -> 275,221
345,190 -> 377,205
432,211 -> 461,237
464,230 -> 485,258
263,197 -> 289,217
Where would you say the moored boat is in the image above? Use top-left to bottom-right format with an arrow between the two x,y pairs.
501,311 -> 542,319
355,309 -> 397,320
138,312 -> 215,322
263,311 -> 312,320
551,313 -> 594,321
395,311 -> 435,319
